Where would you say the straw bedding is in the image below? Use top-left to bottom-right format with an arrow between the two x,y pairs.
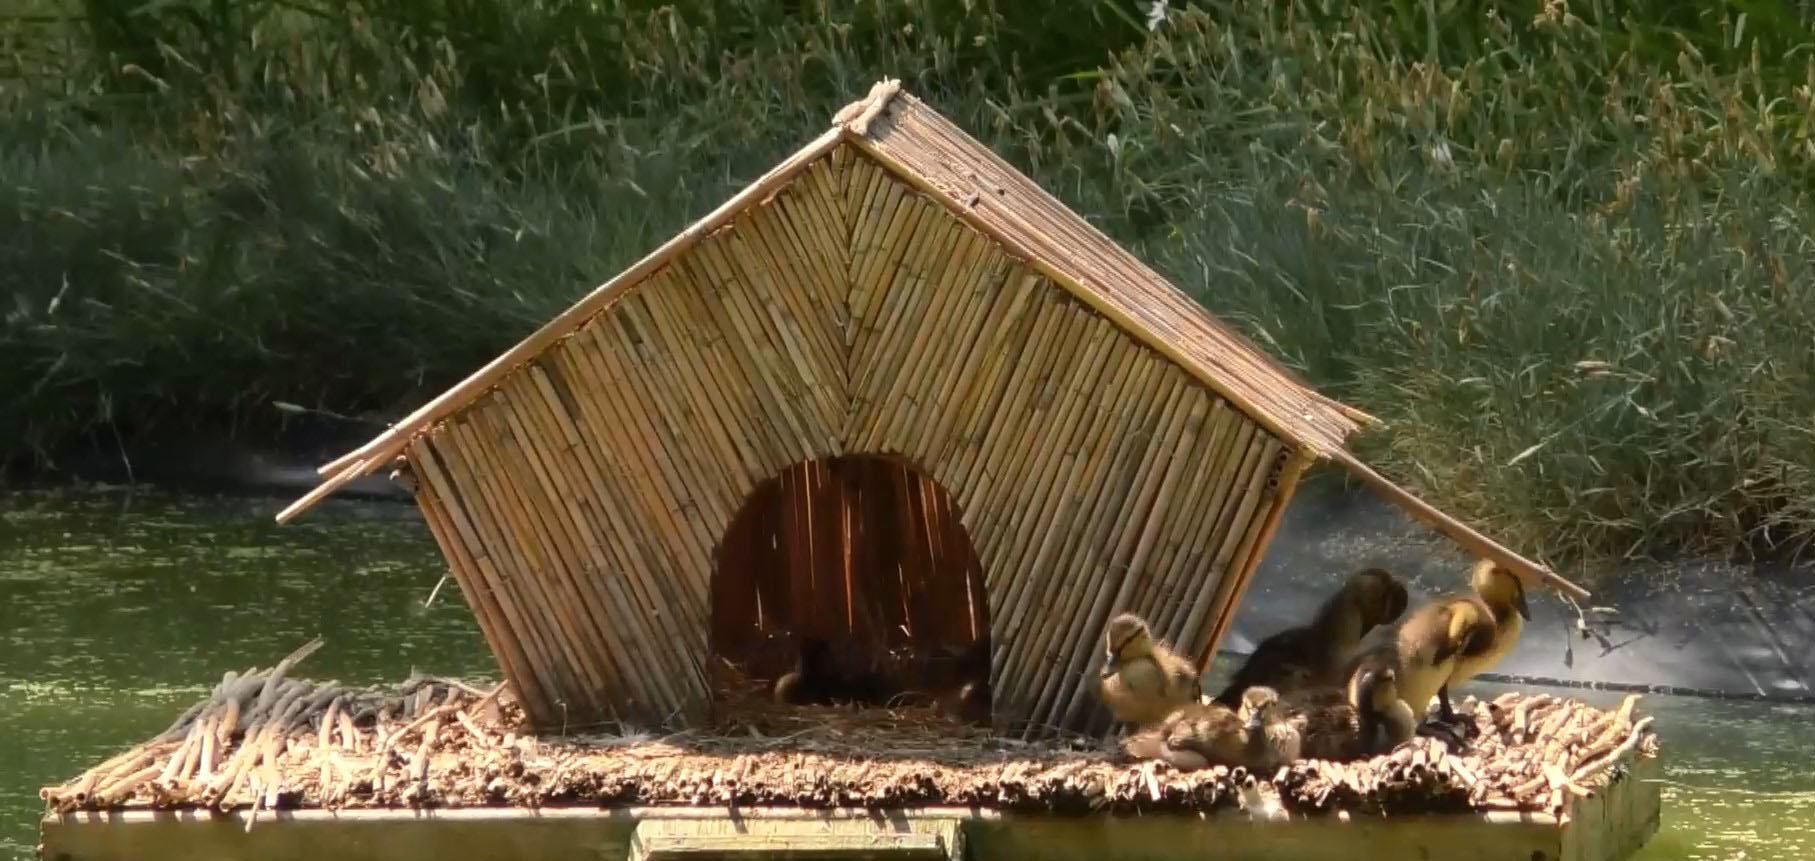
40,641 -> 1657,822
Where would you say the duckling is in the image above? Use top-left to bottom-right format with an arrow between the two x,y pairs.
1121,701 -> 1248,772
1349,665 -> 1417,756
1437,560 -> 1531,721
1234,686 -> 1302,772
773,636 -> 891,707
1259,686 -> 1366,762
935,638 -> 992,725
1095,612 -> 1202,727
1343,598 -> 1494,727
1213,567 -> 1410,707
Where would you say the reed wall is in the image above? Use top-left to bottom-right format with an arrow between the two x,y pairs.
403,143 -> 1299,734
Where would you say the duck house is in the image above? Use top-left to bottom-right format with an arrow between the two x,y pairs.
41,79 -> 1661,861
272,78 -> 1585,737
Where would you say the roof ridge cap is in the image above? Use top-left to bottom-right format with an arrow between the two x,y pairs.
831,77 -> 904,136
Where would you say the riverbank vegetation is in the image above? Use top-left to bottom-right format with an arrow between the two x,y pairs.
4,0 -> 1813,567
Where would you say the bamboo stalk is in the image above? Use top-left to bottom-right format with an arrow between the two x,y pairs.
984,307 -> 1104,681
994,340 -> 1143,689
1038,379 -> 1193,731
1150,413 -> 1257,649
845,204 -> 970,425
789,162 -> 853,321
544,341 -> 713,667
848,193 -> 942,391
1143,401 -> 1240,638
948,275 -> 1054,526
522,358 -> 710,653
888,254 -> 1012,464
412,441 -> 551,722
1190,441 -> 1306,668
515,369 -> 710,719
1049,394 -> 1209,730
489,383 -> 673,715
538,393 -> 711,714
939,273 -> 1042,494
686,239 -> 821,461
590,302 -> 738,532
863,227 -> 992,454
1178,433 -> 1283,664
721,222 -> 843,434
413,475 -> 531,699
296,126 -> 848,498
851,187 -> 941,373
961,291 -> 1070,564
197,715 -> 220,783
504,366 -> 682,661
881,249 -> 1009,461
668,260 -> 798,475
436,420 -> 592,721
845,166 -> 911,347
590,309 -> 737,575
991,312 -> 1109,602
1003,371 -> 1186,730
741,199 -> 845,394
635,276 -> 770,487
771,170 -> 844,311
459,406 -> 620,716
580,324 -> 720,610
1005,353 -> 1159,684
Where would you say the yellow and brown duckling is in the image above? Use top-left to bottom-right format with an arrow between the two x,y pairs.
1213,567 -> 1409,707
1095,612 -> 1202,727
1438,560 -> 1530,720
1343,596 -> 1495,729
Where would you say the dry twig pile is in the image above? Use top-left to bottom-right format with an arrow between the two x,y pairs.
42,644 -> 1657,823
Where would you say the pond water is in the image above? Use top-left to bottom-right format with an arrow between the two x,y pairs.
1,486 -> 1810,860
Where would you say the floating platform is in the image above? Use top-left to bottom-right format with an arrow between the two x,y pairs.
39,660 -> 1661,861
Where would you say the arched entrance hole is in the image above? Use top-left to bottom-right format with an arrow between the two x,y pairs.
709,455 -> 990,726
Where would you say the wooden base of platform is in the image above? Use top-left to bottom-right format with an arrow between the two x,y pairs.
39,756 -> 1659,861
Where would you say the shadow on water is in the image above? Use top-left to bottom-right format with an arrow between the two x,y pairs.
1,485 -> 1811,860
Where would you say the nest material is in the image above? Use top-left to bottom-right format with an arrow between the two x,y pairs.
41,645 -> 1659,823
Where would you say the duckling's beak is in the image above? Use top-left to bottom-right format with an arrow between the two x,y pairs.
1513,580 -> 1532,620
1245,711 -> 1264,733
1099,658 -> 1119,679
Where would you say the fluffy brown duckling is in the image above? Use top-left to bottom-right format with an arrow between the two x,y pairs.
1121,701 -> 1248,772
1438,560 -> 1531,720
1095,612 -> 1201,726
934,638 -> 992,725
773,636 -> 891,707
1214,567 -> 1409,707
1234,686 -> 1302,773
1343,596 -> 1495,729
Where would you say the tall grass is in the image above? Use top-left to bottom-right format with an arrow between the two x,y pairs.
3,0 -> 1813,567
